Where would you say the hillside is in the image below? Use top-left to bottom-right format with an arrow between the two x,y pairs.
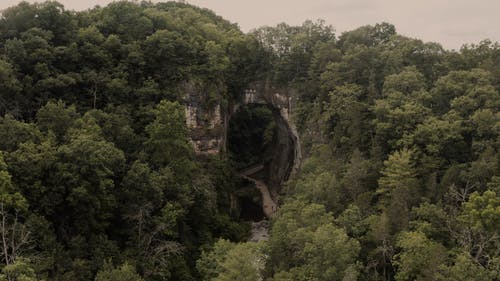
0,1 -> 499,281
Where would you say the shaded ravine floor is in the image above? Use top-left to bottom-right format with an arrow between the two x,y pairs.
249,220 -> 270,242
241,175 -> 278,218
239,172 -> 279,242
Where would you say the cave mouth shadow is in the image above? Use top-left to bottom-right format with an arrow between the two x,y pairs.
227,104 -> 296,187
228,103 -> 296,222
227,104 -> 276,173
239,196 -> 265,222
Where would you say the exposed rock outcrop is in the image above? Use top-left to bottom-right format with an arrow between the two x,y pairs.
249,220 -> 270,242
182,81 -> 224,155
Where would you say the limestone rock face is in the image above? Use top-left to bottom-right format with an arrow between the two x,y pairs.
182,81 -> 224,155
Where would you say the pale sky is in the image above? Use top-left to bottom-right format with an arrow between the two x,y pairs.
1,0 -> 499,50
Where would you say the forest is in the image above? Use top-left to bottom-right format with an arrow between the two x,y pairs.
0,1 -> 499,280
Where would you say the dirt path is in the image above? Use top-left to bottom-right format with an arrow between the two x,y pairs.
241,175 -> 278,218
239,167 -> 279,242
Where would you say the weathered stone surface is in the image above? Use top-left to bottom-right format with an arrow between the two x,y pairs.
249,220 -> 270,242
182,81 -> 224,155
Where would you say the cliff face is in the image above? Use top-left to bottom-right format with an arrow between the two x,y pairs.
182,81 -> 225,155
183,80 -> 302,189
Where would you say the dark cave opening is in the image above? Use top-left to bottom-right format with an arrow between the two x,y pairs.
228,103 -> 297,220
239,195 -> 265,222
227,104 -> 277,173
227,103 -> 297,185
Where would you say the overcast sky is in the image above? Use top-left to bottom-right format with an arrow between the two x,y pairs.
1,0 -> 499,50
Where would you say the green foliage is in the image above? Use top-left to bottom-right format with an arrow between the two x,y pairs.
460,190 -> 500,233
0,258 -> 38,281
0,0 -> 265,120
0,59 -> 21,116
0,115 -> 41,152
36,100 -> 78,142
95,262 -> 143,281
377,148 -> 419,232
267,200 -> 360,280
291,171 -> 343,214
197,240 -> 265,281
145,100 -> 191,168
256,17 -> 500,281
196,239 -> 234,281
213,242 -> 264,281
455,189 -> 500,265
0,1 -> 499,280
436,253 -> 497,281
0,152 -> 27,210
393,231 -> 447,281
252,20 -> 335,85
409,202 -> 449,244
323,83 -> 369,150
378,148 -> 418,196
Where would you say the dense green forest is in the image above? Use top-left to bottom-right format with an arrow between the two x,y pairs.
0,1 -> 499,280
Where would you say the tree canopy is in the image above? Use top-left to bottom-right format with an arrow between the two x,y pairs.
0,1 -> 499,281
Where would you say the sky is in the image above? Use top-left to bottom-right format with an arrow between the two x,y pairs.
1,0 -> 499,50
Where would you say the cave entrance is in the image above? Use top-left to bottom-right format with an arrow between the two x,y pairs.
228,104 -> 277,176
228,104 -> 297,220
239,194 -> 265,221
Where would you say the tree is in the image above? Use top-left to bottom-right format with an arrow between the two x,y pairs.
431,69 -> 496,114
336,204 -> 368,238
214,242 -> 265,281
366,212 -> 393,281
0,258 -> 37,281
0,115 -> 41,152
252,20 -> 335,85
341,149 -> 372,205
95,262 -> 143,281
373,67 -> 431,151
36,100 -> 78,142
298,223 -> 360,281
338,22 -> 396,49
378,148 -> 417,194
97,1 -> 153,42
196,239 -> 234,281
436,253 -> 497,281
456,190 -> 500,265
0,153 -> 31,268
0,60 -> 21,117
143,30 -> 193,85
57,117 -> 126,235
382,67 -> 426,96
377,148 -> 419,232
291,171 -> 343,214
268,200 -> 360,281
145,100 -> 192,169
196,240 -> 264,281
323,83 -> 368,151
393,231 -> 447,281
409,202 -> 449,245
